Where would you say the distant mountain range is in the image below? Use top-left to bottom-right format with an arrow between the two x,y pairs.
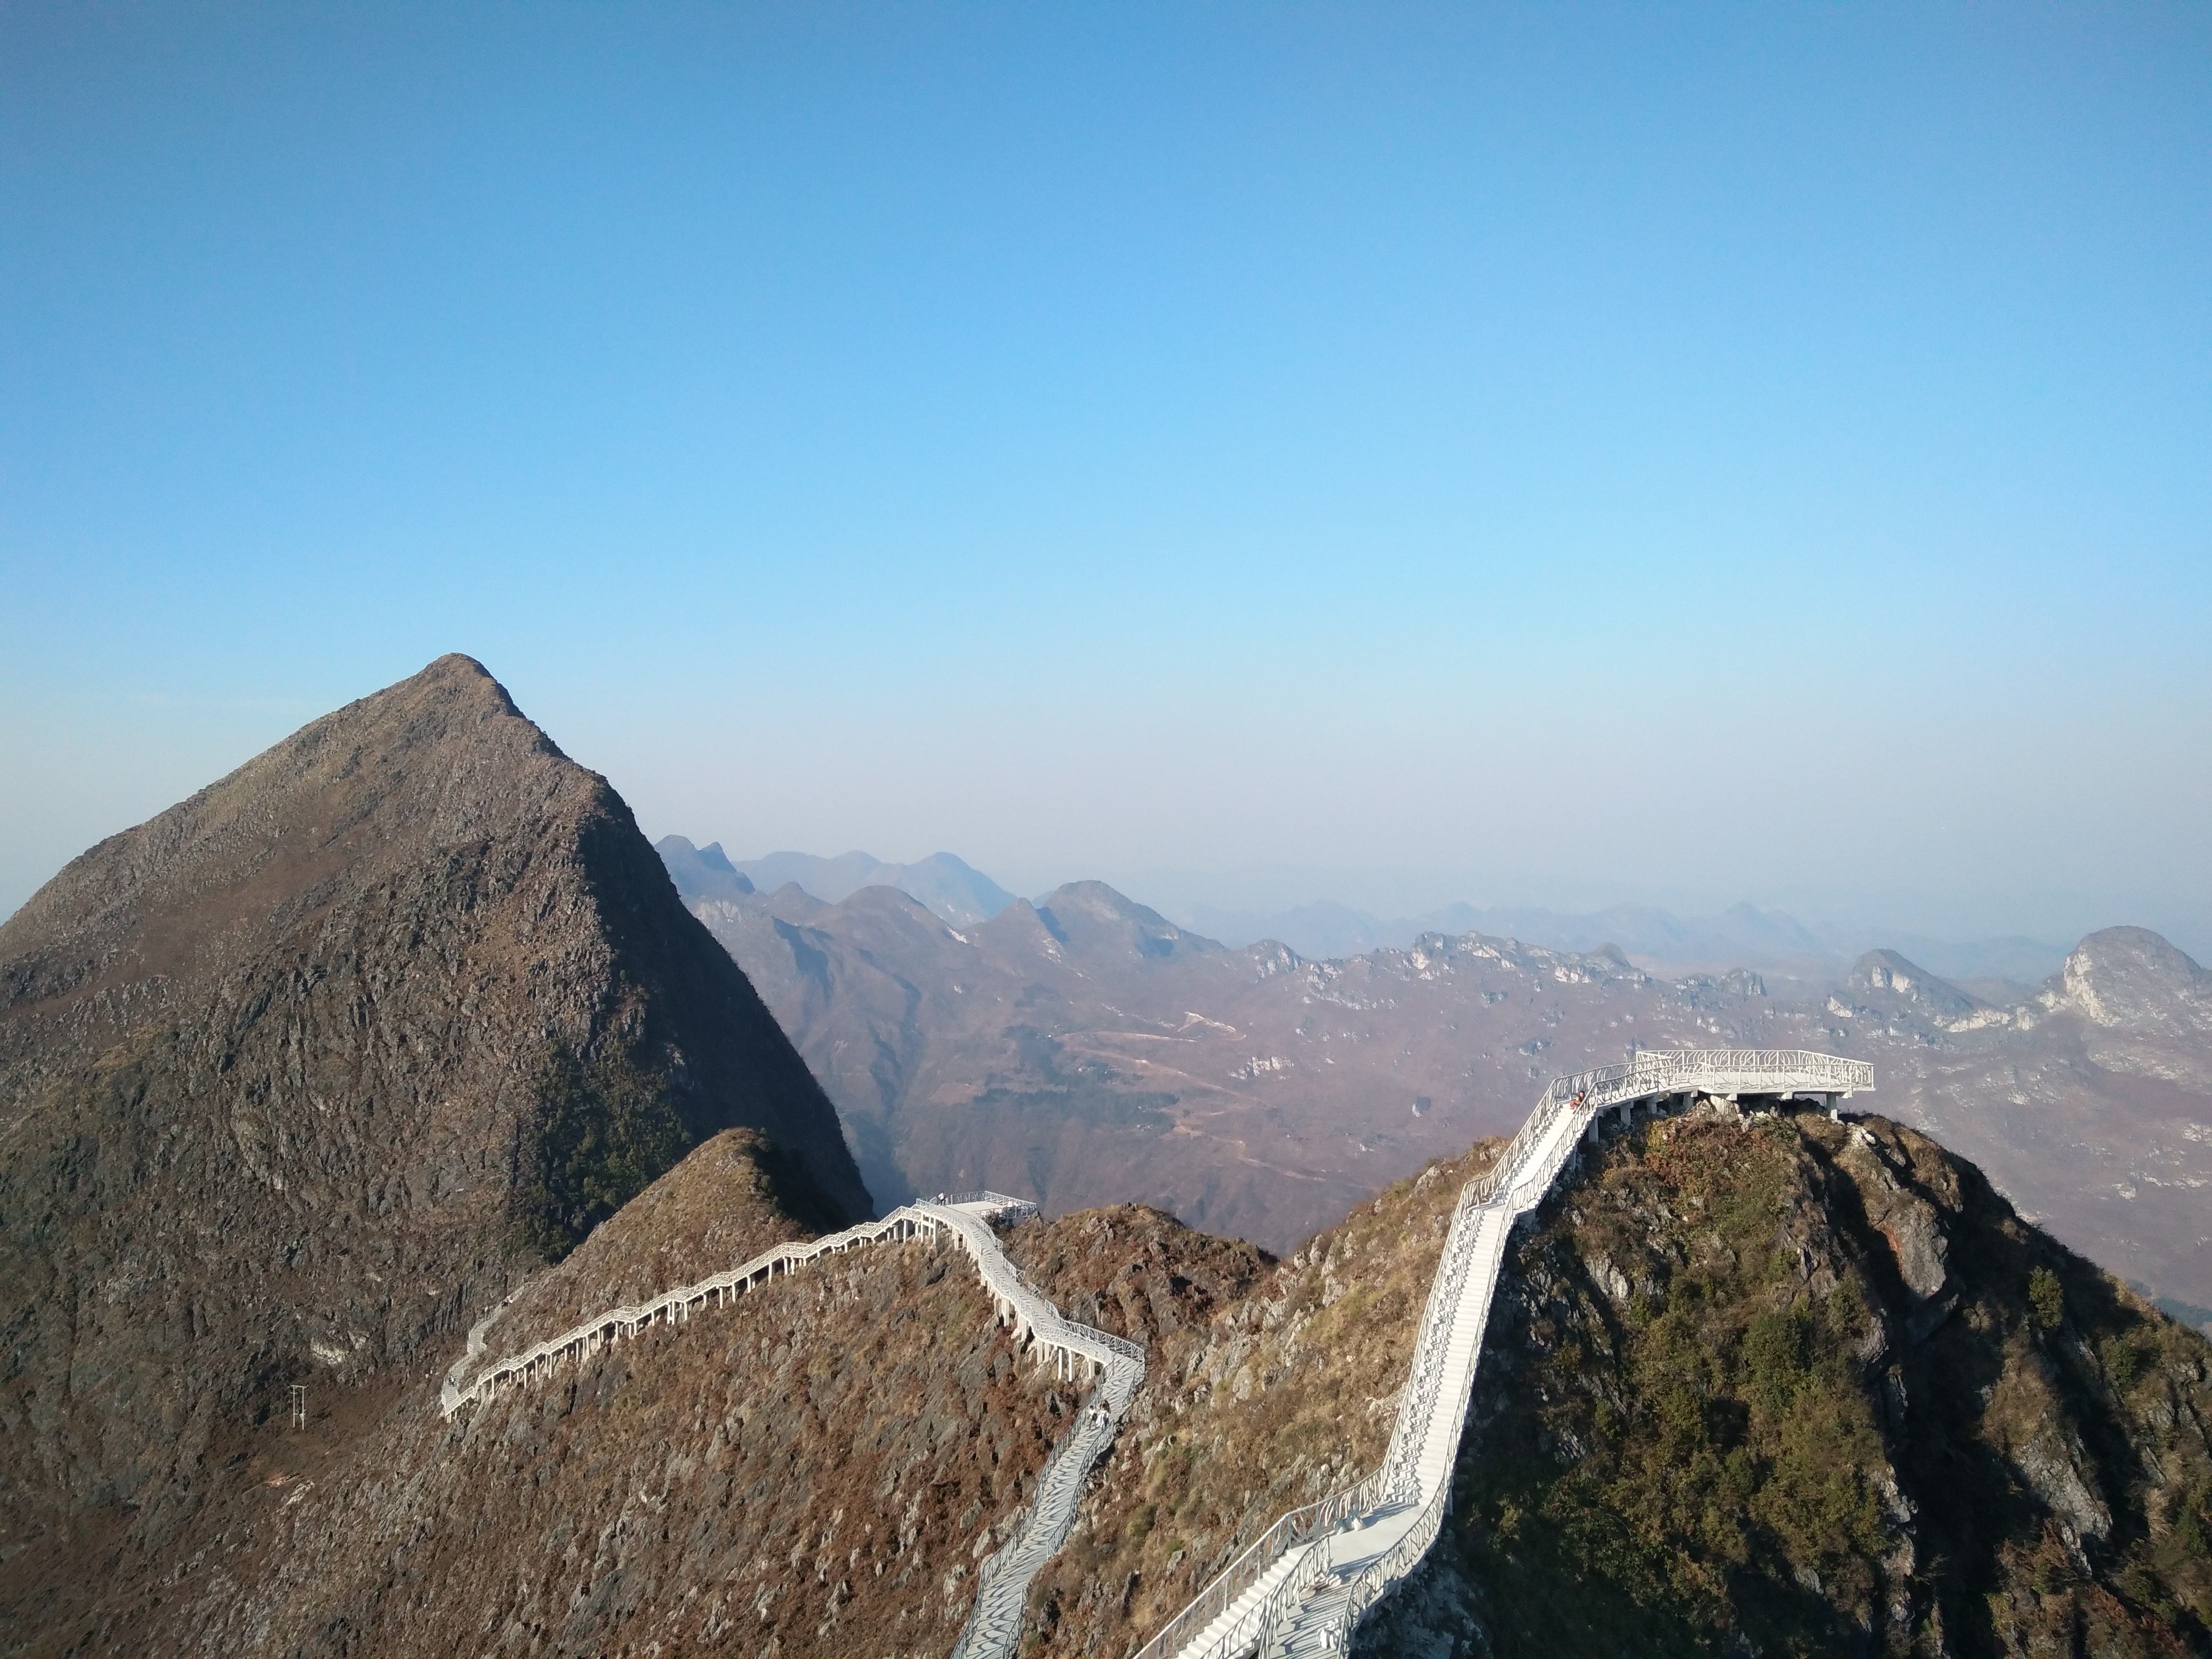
1172,898 -> 2075,988
658,839 -> 1015,927
655,838 -> 2069,988
658,838 -> 2212,1316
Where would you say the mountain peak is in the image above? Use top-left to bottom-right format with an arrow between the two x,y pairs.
2051,926 -> 2212,1032
1033,881 -> 1217,960
655,835 -> 756,903
687,847 -> 1015,927
1847,949 -> 1979,1020
0,657 -> 866,1548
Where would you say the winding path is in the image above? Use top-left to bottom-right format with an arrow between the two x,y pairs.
442,1192 -> 1144,1659
1134,1049 -> 1874,1659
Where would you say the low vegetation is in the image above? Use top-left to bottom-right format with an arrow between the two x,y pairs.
1369,1107 -> 2212,1657
1003,1143 -> 1502,1655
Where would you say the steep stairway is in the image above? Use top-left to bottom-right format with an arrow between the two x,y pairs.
443,1192 -> 1143,1659
1141,1050 -> 1873,1659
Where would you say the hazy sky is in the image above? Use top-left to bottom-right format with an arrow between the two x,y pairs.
5,4 -> 2208,950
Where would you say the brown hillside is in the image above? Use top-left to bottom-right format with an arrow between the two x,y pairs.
0,656 -> 867,1640
1000,1145 -> 1500,1654
984,1110 -> 2210,1657
12,1128 -> 1068,1659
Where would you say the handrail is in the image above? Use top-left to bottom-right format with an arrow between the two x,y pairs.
441,1191 -> 1128,1412
1127,1469 -> 1390,1659
1133,1049 -> 1870,1659
440,1188 -> 1146,1659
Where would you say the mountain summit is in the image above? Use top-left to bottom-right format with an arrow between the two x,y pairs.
2046,926 -> 2212,1034
0,654 -> 865,1562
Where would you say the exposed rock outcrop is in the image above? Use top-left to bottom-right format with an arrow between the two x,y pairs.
1361,1107 -> 2212,1657
2048,926 -> 2212,1035
1847,948 -> 1983,1023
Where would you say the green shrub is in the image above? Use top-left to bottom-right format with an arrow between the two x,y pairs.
2099,1333 -> 2143,1392
2029,1267 -> 2065,1331
517,1042 -> 690,1259
1742,1306 -> 1812,1415
2178,1481 -> 2212,1560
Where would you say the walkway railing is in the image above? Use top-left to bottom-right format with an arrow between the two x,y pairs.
440,1189 -> 1147,1659
1133,1049 -> 1871,1659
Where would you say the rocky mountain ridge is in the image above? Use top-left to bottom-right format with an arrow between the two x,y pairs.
0,656 -> 867,1643
996,1103 -> 2212,1657
672,856 -> 2212,1313
660,841 -> 1016,928
661,841 -> 2081,984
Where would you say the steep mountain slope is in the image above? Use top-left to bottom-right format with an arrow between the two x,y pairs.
998,1150 -> 1492,1651
0,656 -> 868,1638
1367,1106 -> 2212,1657
1836,931 -> 2212,1323
14,1126 -> 1069,1659
998,1108 -> 2212,1658
674,862 -> 2212,1310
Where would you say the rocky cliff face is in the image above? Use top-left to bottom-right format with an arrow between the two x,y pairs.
1364,1107 -> 2212,1656
0,656 -> 867,1636
986,1111 -> 2211,1657
1846,932 -> 2212,1319
2046,926 -> 2212,1037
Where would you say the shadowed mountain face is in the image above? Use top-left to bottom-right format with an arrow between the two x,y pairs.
0,656 -> 866,1575
673,857 -> 2212,1311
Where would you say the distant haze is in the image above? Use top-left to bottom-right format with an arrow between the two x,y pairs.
654,837 -> 2097,988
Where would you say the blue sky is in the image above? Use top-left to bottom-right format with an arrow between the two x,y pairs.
4,3 -> 2208,950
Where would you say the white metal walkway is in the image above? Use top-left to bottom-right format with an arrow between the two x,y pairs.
1132,1049 -> 1873,1659
440,1192 -> 1144,1659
